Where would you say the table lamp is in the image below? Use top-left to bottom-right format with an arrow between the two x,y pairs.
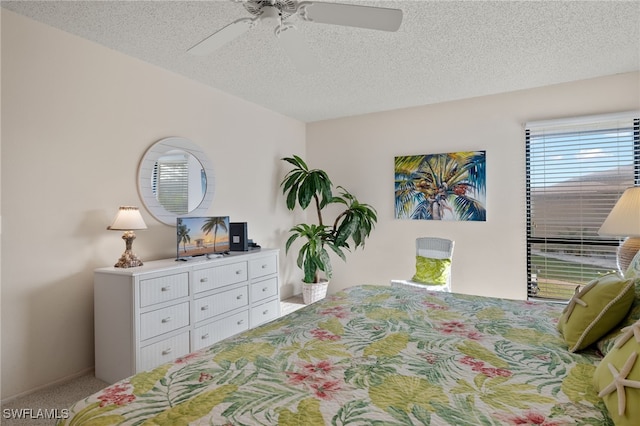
108,206 -> 147,268
598,187 -> 640,273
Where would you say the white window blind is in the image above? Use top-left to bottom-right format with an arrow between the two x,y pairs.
153,156 -> 189,214
526,112 -> 640,300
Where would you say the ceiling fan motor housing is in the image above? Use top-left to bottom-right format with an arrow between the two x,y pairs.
243,0 -> 298,20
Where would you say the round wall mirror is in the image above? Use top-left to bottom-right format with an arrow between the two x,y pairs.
138,137 -> 215,225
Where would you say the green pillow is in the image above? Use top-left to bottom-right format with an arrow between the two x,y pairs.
557,273 -> 635,352
593,320 -> 640,425
412,256 -> 451,286
597,278 -> 640,355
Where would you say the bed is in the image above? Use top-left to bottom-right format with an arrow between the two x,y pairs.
59,277 -> 640,425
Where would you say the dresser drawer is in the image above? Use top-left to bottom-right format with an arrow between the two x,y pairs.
140,273 -> 189,308
140,302 -> 190,341
251,277 -> 279,303
193,310 -> 249,351
139,332 -> 190,371
251,298 -> 280,328
194,285 -> 248,323
193,262 -> 248,293
249,255 -> 277,279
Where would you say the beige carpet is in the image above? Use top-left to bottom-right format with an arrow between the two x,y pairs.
1,374 -> 108,425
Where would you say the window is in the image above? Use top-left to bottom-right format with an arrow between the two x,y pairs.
526,112 -> 640,301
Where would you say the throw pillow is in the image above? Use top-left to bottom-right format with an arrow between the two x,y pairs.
597,280 -> 640,356
593,319 -> 640,426
557,273 -> 635,352
412,256 -> 451,286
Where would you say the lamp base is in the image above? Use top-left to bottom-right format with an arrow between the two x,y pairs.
617,237 -> 640,273
114,231 -> 143,268
114,250 -> 144,268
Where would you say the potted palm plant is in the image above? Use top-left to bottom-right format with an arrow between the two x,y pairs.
281,155 -> 377,303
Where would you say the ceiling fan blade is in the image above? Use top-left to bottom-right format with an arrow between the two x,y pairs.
298,2 -> 402,32
188,18 -> 256,56
276,25 -> 321,75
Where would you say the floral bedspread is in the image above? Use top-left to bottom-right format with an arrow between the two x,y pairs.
60,285 -> 610,425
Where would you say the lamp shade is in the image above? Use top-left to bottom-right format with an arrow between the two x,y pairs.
598,187 -> 640,237
108,206 -> 147,231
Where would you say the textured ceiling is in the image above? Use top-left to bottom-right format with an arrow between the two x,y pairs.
3,0 -> 639,122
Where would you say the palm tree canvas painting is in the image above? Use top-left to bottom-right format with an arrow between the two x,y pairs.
395,151 -> 486,221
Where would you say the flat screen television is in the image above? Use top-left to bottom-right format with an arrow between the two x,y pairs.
176,216 -> 230,260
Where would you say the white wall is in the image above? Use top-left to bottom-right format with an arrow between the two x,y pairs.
306,72 -> 640,300
0,10 -> 305,400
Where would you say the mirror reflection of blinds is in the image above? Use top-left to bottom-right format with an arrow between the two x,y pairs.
525,112 -> 640,301
155,158 -> 189,214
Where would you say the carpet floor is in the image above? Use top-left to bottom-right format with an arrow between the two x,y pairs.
1,373 -> 108,425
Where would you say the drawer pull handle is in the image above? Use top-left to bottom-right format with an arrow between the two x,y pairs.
235,270 -> 242,275
262,287 -> 268,292
261,264 -> 268,269
237,319 -> 244,325
161,317 -> 172,323
200,277 -> 208,282
201,333 -> 209,340
263,310 -> 269,315
236,294 -> 243,300
162,348 -> 172,356
201,305 -> 209,311
161,286 -> 171,292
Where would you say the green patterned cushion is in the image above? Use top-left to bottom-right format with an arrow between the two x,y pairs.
412,256 -> 451,285
593,320 -> 640,425
557,273 -> 635,352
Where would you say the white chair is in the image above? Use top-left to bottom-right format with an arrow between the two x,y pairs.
391,237 -> 455,292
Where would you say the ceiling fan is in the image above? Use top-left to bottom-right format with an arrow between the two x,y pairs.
187,0 -> 403,74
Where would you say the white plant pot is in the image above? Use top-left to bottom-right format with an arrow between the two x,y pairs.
302,280 -> 329,304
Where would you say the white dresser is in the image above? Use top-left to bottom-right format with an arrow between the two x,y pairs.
94,248 -> 280,384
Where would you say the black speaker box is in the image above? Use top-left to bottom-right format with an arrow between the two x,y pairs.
230,222 -> 248,251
